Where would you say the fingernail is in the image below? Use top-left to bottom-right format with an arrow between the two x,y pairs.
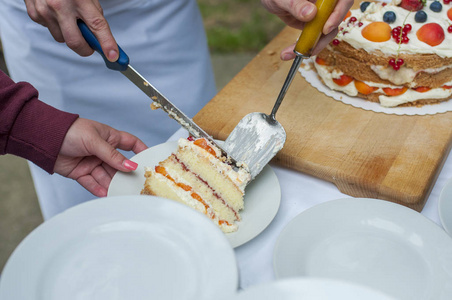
124,159 -> 138,170
108,50 -> 118,61
282,53 -> 292,61
325,25 -> 335,35
301,4 -> 315,17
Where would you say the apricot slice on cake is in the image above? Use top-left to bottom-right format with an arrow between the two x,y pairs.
355,81 -> 378,95
362,22 -> 391,42
417,23 -> 445,46
333,75 -> 353,86
383,86 -> 408,96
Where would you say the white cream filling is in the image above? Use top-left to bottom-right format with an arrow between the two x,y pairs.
371,65 -> 416,86
151,170 -> 237,232
178,138 -> 251,192
313,62 -> 452,107
147,154 -> 241,232
379,88 -> 452,107
371,64 -> 452,86
314,63 -> 358,97
152,171 -> 211,215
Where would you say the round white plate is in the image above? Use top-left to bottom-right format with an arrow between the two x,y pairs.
226,278 -> 395,300
273,198 -> 452,300
0,195 -> 238,300
108,141 -> 281,248
439,177 -> 452,236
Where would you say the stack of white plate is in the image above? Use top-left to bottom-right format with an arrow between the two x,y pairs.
0,196 -> 238,300
272,198 -> 452,300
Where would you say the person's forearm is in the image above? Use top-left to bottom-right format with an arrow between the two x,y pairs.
0,70 -> 79,173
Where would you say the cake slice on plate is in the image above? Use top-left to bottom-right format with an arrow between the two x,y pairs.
141,137 -> 251,233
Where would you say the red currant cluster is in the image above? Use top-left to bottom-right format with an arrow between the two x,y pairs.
347,16 -> 364,27
444,0 -> 451,4
333,16 -> 364,47
389,58 -> 404,70
392,24 -> 412,44
388,15 -> 409,70
448,25 -> 452,33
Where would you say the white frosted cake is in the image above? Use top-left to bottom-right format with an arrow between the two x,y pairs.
141,137 -> 251,233
312,0 -> 452,107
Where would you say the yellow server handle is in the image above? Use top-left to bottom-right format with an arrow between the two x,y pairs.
294,0 -> 339,57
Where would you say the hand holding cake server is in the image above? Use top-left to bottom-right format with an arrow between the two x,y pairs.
77,0 -> 352,180
226,0 -> 351,179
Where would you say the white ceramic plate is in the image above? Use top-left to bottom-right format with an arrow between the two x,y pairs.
225,278 -> 395,300
0,195 -> 238,300
108,141 -> 281,248
439,177 -> 452,236
273,198 -> 452,300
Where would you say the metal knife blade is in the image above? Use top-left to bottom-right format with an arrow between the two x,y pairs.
121,66 -> 234,159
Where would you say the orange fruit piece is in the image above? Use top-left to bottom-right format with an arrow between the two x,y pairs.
414,86 -> 431,93
194,138 -> 216,156
354,80 -> 378,95
383,86 -> 408,96
191,192 -> 209,212
155,165 -> 175,182
361,22 -> 391,42
333,74 -> 353,86
155,165 -> 168,176
177,182 -> 192,191
315,56 -> 328,66
343,10 -> 351,21
416,23 -> 445,47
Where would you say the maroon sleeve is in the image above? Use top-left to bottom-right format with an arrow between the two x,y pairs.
0,70 -> 79,173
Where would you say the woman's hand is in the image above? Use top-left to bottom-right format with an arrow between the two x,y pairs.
261,0 -> 354,60
54,118 -> 148,197
24,0 -> 119,61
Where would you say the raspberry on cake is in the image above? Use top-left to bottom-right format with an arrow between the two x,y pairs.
311,0 -> 452,107
141,137 -> 251,233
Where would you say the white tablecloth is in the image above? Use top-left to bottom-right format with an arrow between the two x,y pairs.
168,128 -> 450,289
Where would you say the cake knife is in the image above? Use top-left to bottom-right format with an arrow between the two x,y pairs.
77,20 -> 237,165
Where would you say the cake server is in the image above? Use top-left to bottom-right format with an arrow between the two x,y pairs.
77,20 -> 237,165
223,0 -> 337,179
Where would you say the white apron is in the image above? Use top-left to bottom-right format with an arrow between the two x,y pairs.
0,0 -> 217,219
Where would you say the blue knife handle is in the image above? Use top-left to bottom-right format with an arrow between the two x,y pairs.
77,19 -> 129,71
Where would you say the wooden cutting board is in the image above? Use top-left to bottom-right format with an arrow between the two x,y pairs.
194,26 -> 452,212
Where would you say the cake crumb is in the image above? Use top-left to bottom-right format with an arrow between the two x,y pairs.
150,102 -> 162,110
267,50 -> 276,56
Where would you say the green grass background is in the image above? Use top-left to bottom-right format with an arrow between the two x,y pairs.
199,0 -> 285,53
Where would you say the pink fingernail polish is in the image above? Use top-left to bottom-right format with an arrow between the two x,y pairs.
124,160 -> 138,170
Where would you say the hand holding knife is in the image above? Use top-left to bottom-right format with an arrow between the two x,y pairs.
76,20 -> 236,165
